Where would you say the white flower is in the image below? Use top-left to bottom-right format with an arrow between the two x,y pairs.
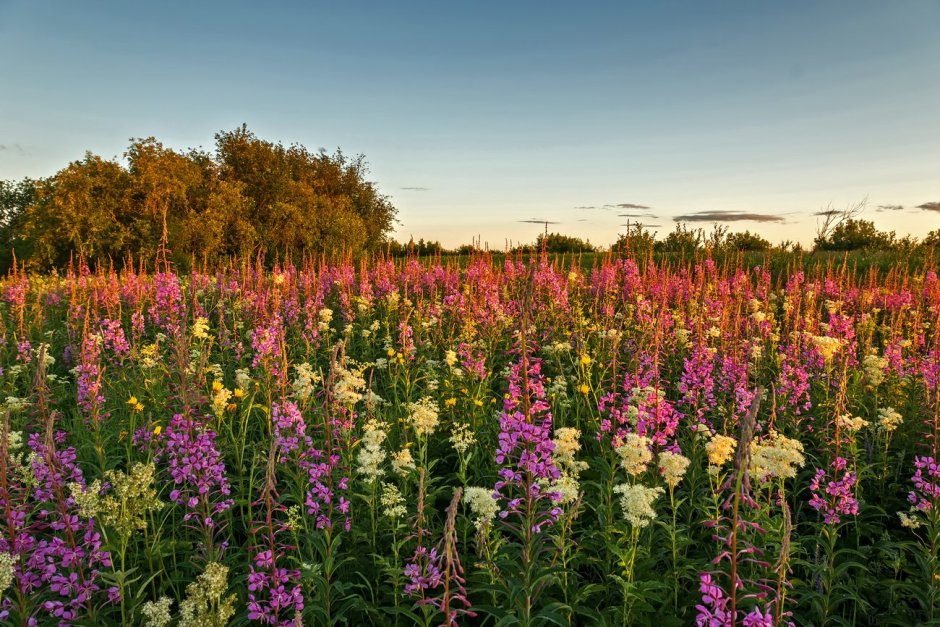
613,483 -> 664,528
463,487 -> 500,529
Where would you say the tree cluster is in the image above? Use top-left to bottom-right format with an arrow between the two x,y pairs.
0,126 -> 397,271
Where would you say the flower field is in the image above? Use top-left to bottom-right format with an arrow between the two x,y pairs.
0,254 -> 938,626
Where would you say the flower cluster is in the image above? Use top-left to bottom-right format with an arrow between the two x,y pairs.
809,457 -> 859,524
909,456 -> 940,511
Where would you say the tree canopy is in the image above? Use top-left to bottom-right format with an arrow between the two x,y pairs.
0,126 -> 397,270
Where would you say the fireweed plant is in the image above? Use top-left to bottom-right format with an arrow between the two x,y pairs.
0,254 -> 936,624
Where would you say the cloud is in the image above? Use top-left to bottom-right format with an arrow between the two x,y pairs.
618,213 -> 658,219
574,205 -> 597,210
673,211 -> 785,223
877,204 -> 904,212
620,223 -> 662,228
518,219 -> 561,225
576,218 -> 589,222
605,203 -> 650,210
401,186 -> 430,192
917,202 -> 940,212
813,209 -> 842,217
0,143 -> 28,156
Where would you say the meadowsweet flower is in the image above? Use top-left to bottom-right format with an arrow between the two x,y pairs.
317,307 -> 333,331
750,431 -> 805,482
4,396 -> 29,412
705,434 -> 737,468
357,419 -> 388,484
391,448 -> 416,475
191,316 -> 210,340
445,349 -> 458,367
235,368 -> 252,391
615,433 -> 653,476
141,597 -> 173,627
292,362 -> 321,403
810,334 -> 844,362
862,352 -> 888,386
899,510 -> 923,529
877,407 -> 903,432
333,361 -> 366,406
612,483 -> 664,528
380,482 -> 407,519
658,451 -> 691,489
463,487 -> 500,530
210,381 -> 232,416
0,551 -> 15,599
837,413 -> 869,433
450,422 -> 476,454
408,396 -> 440,437
179,562 -> 237,627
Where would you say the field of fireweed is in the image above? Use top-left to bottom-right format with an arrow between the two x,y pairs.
0,255 -> 938,626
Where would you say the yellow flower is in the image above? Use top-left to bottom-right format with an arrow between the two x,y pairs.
133,402 -> 144,412
233,388 -> 246,399
474,399 -> 484,407
212,380 -> 224,393
153,425 -> 162,436
127,396 -> 139,406
578,384 -> 590,394
387,348 -> 396,358
580,355 -> 592,366
445,398 -> 457,407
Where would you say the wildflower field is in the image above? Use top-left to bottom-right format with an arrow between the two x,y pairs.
0,253 -> 939,626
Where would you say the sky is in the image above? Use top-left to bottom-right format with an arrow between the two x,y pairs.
1,1 -> 938,249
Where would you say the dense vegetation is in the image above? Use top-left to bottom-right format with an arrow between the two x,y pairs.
0,127 -> 397,271
0,253 -> 939,625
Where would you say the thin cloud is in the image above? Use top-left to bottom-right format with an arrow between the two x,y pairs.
917,202 -> 940,212
401,186 -> 430,192
0,143 -> 28,156
518,219 -> 561,225
674,211 -> 785,223
604,203 -> 650,210
618,213 -> 658,219
574,205 -> 597,210
877,204 -> 904,212
620,223 -> 662,228
813,209 -> 842,217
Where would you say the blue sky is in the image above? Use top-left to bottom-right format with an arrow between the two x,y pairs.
1,1 -> 938,248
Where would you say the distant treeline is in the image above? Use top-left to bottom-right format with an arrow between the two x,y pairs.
3,132 -> 938,273
390,220 -> 940,258
0,126 -> 396,271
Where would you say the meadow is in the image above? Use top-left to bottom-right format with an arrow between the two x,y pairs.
0,251 -> 938,626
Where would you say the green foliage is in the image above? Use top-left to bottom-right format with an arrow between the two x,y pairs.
814,218 -> 896,251
2,127 -> 397,271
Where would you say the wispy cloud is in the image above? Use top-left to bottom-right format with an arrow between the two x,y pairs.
605,202 -> 650,210
620,223 -> 662,228
813,209 -> 842,217
577,202 -> 651,211
618,213 -> 658,219
0,143 -> 28,156
518,218 -> 561,225
917,202 -> 940,212
877,204 -> 904,212
674,211 -> 785,223
400,186 -> 430,192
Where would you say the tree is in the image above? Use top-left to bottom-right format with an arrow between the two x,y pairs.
723,230 -> 771,252
813,218 -> 895,251
2,126 -> 398,271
